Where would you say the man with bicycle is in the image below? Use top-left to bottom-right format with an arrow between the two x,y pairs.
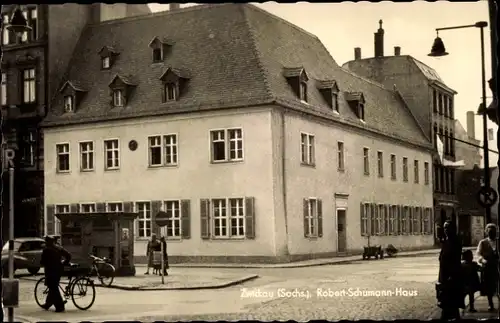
40,236 -> 71,312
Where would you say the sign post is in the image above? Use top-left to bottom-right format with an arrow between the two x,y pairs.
155,211 -> 169,285
477,186 -> 499,209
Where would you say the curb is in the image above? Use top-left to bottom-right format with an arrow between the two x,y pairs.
107,274 -> 259,291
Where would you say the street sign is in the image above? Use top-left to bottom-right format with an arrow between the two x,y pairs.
155,211 -> 169,227
2,148 -> 15,169
477,186 -> 498,207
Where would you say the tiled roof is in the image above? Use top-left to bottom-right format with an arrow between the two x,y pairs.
411,58 -> 443,83
42,4 -> 431,148
59,81 -> 87,93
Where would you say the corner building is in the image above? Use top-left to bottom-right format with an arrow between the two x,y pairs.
42,4 -> 435,264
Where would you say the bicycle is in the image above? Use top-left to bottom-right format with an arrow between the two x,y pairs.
89,254 -> 115,287
34,263 -> 96,311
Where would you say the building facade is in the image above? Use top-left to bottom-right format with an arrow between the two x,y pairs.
0,4 -> 150,238
42,4 -> 435,263
343,21 -> 460,244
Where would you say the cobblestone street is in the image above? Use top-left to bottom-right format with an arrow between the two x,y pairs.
15,254 -> 444,322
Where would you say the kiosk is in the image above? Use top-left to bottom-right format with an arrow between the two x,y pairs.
55,212 -> 138,276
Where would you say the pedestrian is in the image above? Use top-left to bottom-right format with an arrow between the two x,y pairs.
437,220 -> 464,321
461,249 -> 480,313
476,223 -> 499,312
40,235 -> 71,312
160,236 -> 169,276
145,234 -> 159,275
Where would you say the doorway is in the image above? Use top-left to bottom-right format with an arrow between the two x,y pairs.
337,209 -> 347,253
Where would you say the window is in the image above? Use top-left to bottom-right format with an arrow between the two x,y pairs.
153,48 -> 163,62
438,93 -> 443,114
377,151 -> 383,178
22,68 -> 36,104
162,200 -> 181,238
300,133 -> 315,165
212,198 -> 246,238
402,157 -> 408,182
332,92 -> 339,112
80,203 -> 96,213
56,143 -> 70,172
21,8 -> 37,42
433,89 -> 437,113
337,141 -> 345,171
370,205 -> 378,236
304,198 -> 318,238
54,204 -> 70,236
135,202 -> 152,238
106,202 -> 123,212
390,154 -> 396,180
401,206 -> 409,234
424,162 -> 429,185
104,139 -> 120,170
79,141 -> 94,171
359,103 -> 365,121
210,128 -> 244,163
363,148 -> 370,175
163,83 -> 176,102
414,160 -> 419,183
2,14 -> 10,45
102,56 -> 110,69
413,208 -> 421,234
361,203 -> 370,236
148,134 -> 178,167
299,81 -> 307,101
377,205 -> 385,235
1,72 -> 7,106
112,89 -> 124,107
389,205 -> 397,235
21,131 -> 36,166
64,95 -> 74,113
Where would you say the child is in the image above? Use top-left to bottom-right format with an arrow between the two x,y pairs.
461,249 -> 481,312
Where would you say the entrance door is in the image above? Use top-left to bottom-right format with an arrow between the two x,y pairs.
337,209 -> 347,253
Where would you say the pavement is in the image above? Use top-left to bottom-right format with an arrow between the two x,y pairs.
11,254 -> 446,322
462,294 -> 500,319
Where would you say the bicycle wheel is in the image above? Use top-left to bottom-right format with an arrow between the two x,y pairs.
70,277 -> 96,310
98,263 -> 115,287
34,277 -> 49,308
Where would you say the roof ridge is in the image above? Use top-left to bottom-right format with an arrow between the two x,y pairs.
242,6 -> 273,98
87,3 -> 228,28
244,4 -> 319,41
393,87 -> 431,143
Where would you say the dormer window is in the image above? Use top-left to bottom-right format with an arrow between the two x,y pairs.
59,81 -> 88,113
64,95 -> 74,112
108,74 -> 137,108
345,92 -> 366,121
102,57 -> 110,69
113,89 -> 124,107
98,46 -> 119,70
317,80 -> 340,112
283,67 -> 309,102
159,67 -> 191,103
149,37 -> 174,64
164,83 -> 177,101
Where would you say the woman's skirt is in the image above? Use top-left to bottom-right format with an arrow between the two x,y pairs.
480,265 -> 498,296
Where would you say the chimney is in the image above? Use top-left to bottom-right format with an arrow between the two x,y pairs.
354,47 -> 361,60
169,4 -> 180,10
374,19 -> 384,57
466,111 -> 476,139
394,46 -> 401,56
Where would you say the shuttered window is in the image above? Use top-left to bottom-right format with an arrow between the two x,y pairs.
303,198 -> 322,238
201,197 -> 255,239
159,200 -> 191,239
360,203 -> 370,236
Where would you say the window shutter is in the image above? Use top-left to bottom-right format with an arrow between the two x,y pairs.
200,199 -> 210,239
430,208 -> 435,235
317,199 -> 323,237
303,198 -> 309,238
152,200 -> 162,235
46,204 -> 55,235
397,205 -> 403,235
245,197 -> 256,239
181,199 -> 191,239
123,202 -> 133,213
70,203 -> 79,213
96,203 -> 105,213
385,205 -> 390,235
371,203 -> 377,236
360,202 -> 365,236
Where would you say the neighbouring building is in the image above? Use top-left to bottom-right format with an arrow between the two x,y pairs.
455,112 -> 482,169
343,21 -> 461,244
0,4 -> 151,238
42,4 -> 435,264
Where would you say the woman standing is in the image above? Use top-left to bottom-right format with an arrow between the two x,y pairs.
145,234 -> 160,275
477,223 -> 499,311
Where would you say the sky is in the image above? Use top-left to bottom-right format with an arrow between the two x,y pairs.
149,1 -> 496,166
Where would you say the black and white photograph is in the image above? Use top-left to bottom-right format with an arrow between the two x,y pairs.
0,1 -> 499,322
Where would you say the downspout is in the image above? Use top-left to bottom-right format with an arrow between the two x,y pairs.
281,109 -> 290,257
